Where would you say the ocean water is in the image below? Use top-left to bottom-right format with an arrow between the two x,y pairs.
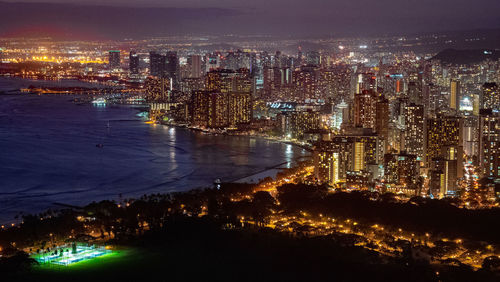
0,78 -> 309,223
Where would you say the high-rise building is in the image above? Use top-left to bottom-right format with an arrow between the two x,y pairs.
228,92 -> 252,128
430,146 -> 462,197
193,69 -> 253,129
280,110 -> 321,139
482,82 -> 499,112
404,103 -> 425,159
313,131 -> 380,185
425,115 -> 464,197
375,95 -> 389,159
206,69 -> 252,94
191,90 -> 210,127
208,92 -> 229,128
206,69 -> 236,93
149,51 -> 165,77
450,80 -> 460,110
425,115 -> 463,166
354,90 -> 377,129
234,68 -> 253,93
180,78 -> 205,95
190,55 -> 203,78
463,116 -> 479,158
129,51 -> 139,75
384,152 -> 419,189
205,54 -> 220,72
408,81 -> 423,104
165,51 -> 179,89
473,94 -> 481,116
478,109 -> 500,180
305,51 -> 320,66
314,149 -> 341,185
297,46 -> 303,67
108,50 -> 121,70
145,77 -> 170,102
191,91 -> 251,129
354,141 -> 365,171
318,67 -> 353,103
331,101 -> 349,130
356,73 -> 377,93
293,66 -> 317,101
375,96 -> 389,140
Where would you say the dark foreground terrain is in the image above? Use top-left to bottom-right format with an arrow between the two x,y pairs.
5,217 -> 499,282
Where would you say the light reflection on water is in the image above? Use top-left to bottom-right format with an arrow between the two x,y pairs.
286,144 -> 293,168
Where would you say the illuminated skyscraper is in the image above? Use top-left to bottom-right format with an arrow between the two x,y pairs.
206,69 -> 252,94
297,46 -> 303,67
180,78 -> 205,95
108,50 -> 121,70
293,66 -> 317,101
425,115 -> 463,166
228,92 -> 252,128
190,55 -> 203,78
318,67 -> 353,102
482,82 -> 499,112
384,153 -> 419,190
404,103 -> 425,159
430,146 -> 462,197
191,90 -> 210,127
208,92 -> 229,128
305,51 -> 320,66
281,110 -> 321,139
354,141 -> 365,171
194,69 -> 253,129
331,101 -> 349,130
478,109 -> 500,179
313,131 -> 380,185
145,77 -> 170,102
473,94 -> 481,116
206,69 -> 235,93
407,81 -> 423,104
165,51 -> 179,89
149,51 -> 165,77
129,51 -> 139,75
205,54 -> 220,72
375,96 -> 389,139
450,80 -> 460,110
313,140 -> 344,185
356,73 -> 377,93
234,68 -> 253,93
463,116 -> 479,158
354,90 -> 376,129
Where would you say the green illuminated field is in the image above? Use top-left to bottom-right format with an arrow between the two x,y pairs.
33,248 -> 135,272
35,249 -> 123,270
33,245 -> 114,266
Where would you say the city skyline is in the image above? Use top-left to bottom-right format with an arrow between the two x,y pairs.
1,1 -> 500,280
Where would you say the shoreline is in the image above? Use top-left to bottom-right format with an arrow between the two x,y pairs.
153,121 -> 312,184
158,120 -> 314,152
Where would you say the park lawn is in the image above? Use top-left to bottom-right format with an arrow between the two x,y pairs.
26,247 -> 169,281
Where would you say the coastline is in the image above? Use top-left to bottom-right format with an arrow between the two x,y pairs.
0,83 -> 310,224
158,120 -> 313,152
153,121 -> 312,184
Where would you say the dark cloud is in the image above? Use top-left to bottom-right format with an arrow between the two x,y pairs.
0,0 -> 499,39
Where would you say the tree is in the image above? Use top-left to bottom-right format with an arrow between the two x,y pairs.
0,251 -> 38,273
251,191 -> 276,225
482,256 -> 500,271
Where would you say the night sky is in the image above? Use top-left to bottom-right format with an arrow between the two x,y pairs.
1,0 -> 500,39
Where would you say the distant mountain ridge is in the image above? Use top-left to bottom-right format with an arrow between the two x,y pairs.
432,49 -> 500,65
